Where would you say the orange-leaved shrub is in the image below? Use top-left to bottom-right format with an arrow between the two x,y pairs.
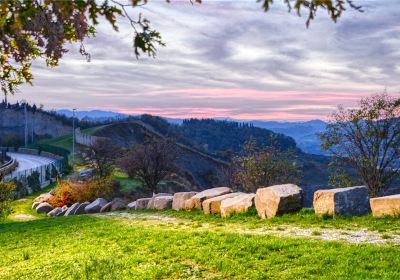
49,177 -> 120,207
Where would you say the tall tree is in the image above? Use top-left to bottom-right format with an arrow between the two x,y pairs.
0,0 -> 362,95
118,138 -> 178,193
321,93 -> 400,197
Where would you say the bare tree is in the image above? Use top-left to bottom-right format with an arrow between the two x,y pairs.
321,93 -> 400,197
86,138 -> 120,178
118,139 -> 178,193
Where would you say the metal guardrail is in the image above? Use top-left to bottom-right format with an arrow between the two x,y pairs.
3,159 -> 63,185
0,157 -> 17,178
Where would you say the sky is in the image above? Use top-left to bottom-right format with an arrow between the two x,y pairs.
8,0 -> 400,121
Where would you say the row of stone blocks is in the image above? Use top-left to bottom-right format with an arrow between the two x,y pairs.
314,186 -> 400,217
129,185 -> 400,218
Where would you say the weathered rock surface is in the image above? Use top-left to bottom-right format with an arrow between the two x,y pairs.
127,201 -> 137,210
202,193 -> 242,215
34,193 -> 53,204
74,202 -> 90,215
47,207 -> 62,217
32,201 -> 40,210
65,203 -> 80,216
153,193 -> 173,198
57,205 -> 69,217
85,198 -> 108,213
135,198 -> 151,210
313,186 -> 370,217
100,198 -> 126,213
36,202 -> 54,214
147,196 -> 174,210
185,187 -> 232,211
172,192 -> 197,211
220,193 -> 256,218
370,194 -> 400,217
255,184 -> 303,219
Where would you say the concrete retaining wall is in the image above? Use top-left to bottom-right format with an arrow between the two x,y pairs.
75,128 -> 107,147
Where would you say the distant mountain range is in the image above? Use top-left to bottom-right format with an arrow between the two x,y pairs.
56,109 -> 327,155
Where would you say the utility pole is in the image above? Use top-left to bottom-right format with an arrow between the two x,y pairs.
72,108 -> 77,172
24,102 -> 28,147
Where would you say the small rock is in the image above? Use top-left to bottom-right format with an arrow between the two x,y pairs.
74,202 -> 90,215
56,205 -> 69,217
135,198 -> 152,210
172,192 -> 197,211
127,201 -> 137,210
36,202 -> 54,214
220,193 -> 255,218
147,196 -> 174,210
85,198 -> 108,214
255,184 -> 303,219
47,207 -> 62,217
185,187 -> 232,211
34,193 -> 54,204
100,201 -> 113,213
64,203 -> 80,216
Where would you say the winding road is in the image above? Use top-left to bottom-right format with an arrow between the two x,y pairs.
6,152 -> 56,178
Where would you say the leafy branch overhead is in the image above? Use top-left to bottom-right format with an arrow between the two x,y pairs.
0,0 -> 362,95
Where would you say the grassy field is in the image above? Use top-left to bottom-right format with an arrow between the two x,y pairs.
114,170 -> 142,193
1,188 -> 400,279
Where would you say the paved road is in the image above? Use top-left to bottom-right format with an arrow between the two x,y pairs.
7,152 -> 56,173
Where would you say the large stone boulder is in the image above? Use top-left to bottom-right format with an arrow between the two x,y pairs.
36,202 -> 54,214
135,198 -> 151,210
185,187 -> 232,211
34,193 -> 54,204
47,207 -> 62,217
100,198 -> 126,213
85,198 -> 108,214
127,201 -> 137,210
64,203 -> 80,216
255,184 -> 303,219
74,202 -> 90,215
147,196 -> 174,210
370,194 -> 400,217
220,193 -> 255,218
172,192 -> 198,211
313,186 -> 370,217
202,193 -> 242,215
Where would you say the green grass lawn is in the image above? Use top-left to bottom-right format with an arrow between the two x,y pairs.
113,171 -> 142,193
2,188 -> 400,279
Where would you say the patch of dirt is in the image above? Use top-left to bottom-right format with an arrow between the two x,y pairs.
12,214 -> 37,221
97,212 -> 400,246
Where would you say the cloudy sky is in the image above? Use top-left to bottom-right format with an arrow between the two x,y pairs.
9,0 -> 400,120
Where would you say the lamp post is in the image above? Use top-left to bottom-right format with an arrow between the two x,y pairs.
72,108 -> 77,172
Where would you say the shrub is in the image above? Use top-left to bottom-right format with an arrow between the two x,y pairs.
27,171 -> 41,192
0,181 -> 16,219
49,177 -> 120,207
49,180 -> 77,207
72,176 -> 119,203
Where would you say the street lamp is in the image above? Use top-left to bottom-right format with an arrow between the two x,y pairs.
72,108 -> 77,172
